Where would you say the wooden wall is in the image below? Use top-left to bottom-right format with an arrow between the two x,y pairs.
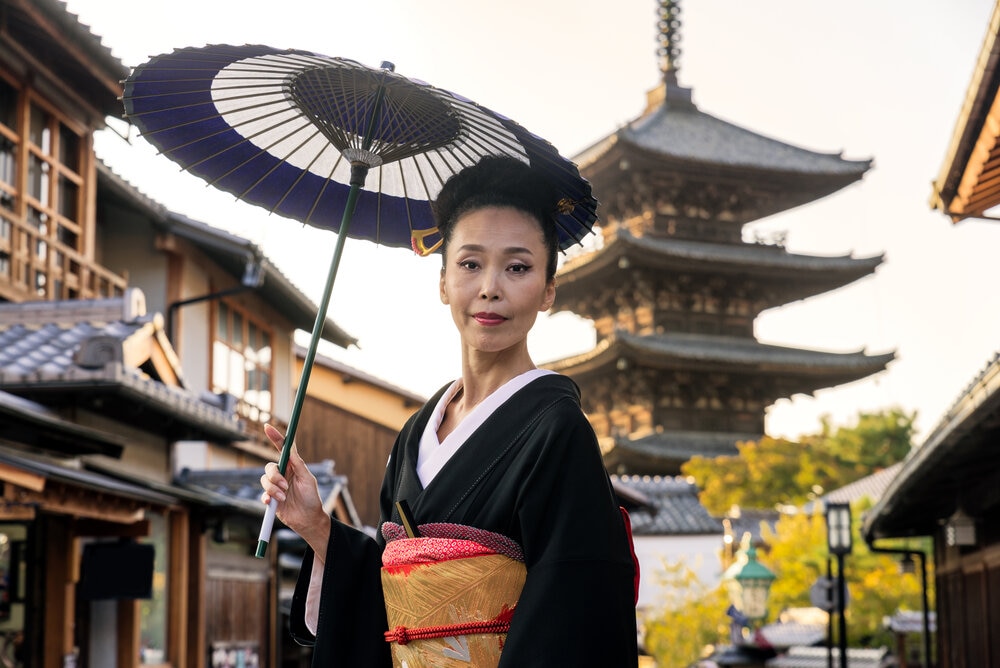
935,534 -> 1000,667
295,396 -> 400,528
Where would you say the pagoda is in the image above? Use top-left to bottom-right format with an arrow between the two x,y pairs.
546,1 -> 894,475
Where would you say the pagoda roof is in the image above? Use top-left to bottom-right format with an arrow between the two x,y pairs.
555,228 -> 883,305
544,330 -> 894,392
604,430 -> 753,476
574,83 -> 871,221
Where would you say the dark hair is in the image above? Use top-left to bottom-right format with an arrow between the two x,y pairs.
433,155 -> 560,281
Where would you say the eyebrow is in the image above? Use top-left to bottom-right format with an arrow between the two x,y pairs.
456,244 -> 536,255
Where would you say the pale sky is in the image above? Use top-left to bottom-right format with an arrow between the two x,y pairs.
66,0 -> 998,443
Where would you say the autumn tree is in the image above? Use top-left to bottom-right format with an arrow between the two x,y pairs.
761,498 -> 931,648
682,408 -> 916,516
641,560 -> 730,667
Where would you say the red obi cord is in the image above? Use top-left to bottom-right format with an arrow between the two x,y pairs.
384,617 -> 513,646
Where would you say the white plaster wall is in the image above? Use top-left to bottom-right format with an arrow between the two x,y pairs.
634,534 -> 724,612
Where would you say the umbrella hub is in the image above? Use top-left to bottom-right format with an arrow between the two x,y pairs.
342,147 -> 383,169
286,64 -> 462,164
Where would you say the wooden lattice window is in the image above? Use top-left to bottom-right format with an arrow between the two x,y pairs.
0,73 -> 125,301
212,300 -> 274,426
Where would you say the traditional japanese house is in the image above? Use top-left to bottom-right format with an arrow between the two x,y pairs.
547,1 -> 894,475
863,0 -> 1000,663
0,1 -> 367,665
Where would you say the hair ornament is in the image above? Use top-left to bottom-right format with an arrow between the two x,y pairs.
411,227 -> 443,256
556,198 -> 576,215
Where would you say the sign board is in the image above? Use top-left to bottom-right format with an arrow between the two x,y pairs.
809,576 -> 849,612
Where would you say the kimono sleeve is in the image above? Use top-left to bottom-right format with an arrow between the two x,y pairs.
498,400 -> 639,667
288,519 -> 392,667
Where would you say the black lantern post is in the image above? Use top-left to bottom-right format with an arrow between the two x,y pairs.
825,502 -> 852,668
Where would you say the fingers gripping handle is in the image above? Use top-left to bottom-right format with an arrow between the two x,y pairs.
256,498 -> 279,558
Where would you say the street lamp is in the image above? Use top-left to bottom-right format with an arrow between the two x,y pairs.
825,502 -> 852,668
726,546 -> 777,622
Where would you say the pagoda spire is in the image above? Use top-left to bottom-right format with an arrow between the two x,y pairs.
652,0 -> 694,110
657,0 -> 682,85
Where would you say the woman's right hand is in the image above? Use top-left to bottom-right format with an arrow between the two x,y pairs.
260,424 -> 330,554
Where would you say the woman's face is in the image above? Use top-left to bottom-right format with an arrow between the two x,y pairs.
440,206 -> 556,357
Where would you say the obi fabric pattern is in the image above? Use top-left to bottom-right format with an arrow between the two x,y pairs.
380,522 -> 526,668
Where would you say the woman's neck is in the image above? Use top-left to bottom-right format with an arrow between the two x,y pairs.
457,348 -> 535,411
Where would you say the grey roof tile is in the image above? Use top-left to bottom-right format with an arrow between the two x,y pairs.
613,474 -> 721,535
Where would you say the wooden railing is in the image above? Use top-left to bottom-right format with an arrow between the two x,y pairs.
0,209 -> 127,301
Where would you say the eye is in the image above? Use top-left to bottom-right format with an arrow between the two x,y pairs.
508,262 -> 530,274
459,259 -> 480,270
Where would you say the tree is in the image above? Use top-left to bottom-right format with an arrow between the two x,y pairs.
682,408 -> 916,515
760,498 -> 931,648
641,559 -> 730,667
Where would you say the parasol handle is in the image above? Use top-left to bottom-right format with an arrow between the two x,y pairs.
256,172 -> 368,558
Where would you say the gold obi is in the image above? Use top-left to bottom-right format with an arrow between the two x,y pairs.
381,535 -> 526,668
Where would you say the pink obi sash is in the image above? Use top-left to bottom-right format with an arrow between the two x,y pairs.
380,523 -> 526,667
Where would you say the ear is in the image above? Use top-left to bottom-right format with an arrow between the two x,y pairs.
539,280 -> 556,312
439,269 -> 449,305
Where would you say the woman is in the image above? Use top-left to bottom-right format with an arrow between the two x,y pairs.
260,155 -> 639,667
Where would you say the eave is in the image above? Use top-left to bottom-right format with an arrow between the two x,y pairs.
544,330 -> 895,395
0,390 -> 125,458
930,0 -> 1000,221
555,229 -> 883,307
863,353 -> 1000,540
0,0 -> 129,122
574,89 -> 870,223
96,162 -> 357,349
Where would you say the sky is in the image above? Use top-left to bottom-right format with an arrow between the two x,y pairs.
64,0 -> 1000,443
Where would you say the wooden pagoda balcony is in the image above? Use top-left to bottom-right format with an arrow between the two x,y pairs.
0,209 -> 127,302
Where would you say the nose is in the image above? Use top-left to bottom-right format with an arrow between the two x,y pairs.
479,272 -> 501,301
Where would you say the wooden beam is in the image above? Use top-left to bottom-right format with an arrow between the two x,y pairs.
0,462 -> 45,492
14,480 -> 145,524
168,510 -> 190,668
42,515 -> 75,668
117,599 -> 140,668
74,518 -> 150,538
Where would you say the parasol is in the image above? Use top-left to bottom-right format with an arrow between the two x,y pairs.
121,44 -> 598,557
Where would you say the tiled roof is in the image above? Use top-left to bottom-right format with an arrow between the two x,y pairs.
765,646 -> 890,668
613,475 -> 721,535
0,292 -> 245,442
614,430 -> 752,462
178,460 -> 363,528
576,96 -> 870,177
819,462 -> 902,508
558,229 -> 883,289
864,350 -> 1000,539
547,330 -> 895,377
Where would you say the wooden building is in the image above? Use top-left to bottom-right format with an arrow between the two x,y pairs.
0,1 -> 367,666
292,347 -> 424,528
863,1 -> 1000,664
547,0 -> 894,475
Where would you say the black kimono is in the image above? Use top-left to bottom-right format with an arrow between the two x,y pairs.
290,373 -> 639,667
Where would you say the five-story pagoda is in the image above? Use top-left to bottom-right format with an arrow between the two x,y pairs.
546,1 -> 894,475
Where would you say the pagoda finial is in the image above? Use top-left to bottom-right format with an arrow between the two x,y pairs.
657,0 -> 682,85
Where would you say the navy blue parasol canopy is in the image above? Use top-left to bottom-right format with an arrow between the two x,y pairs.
122,44 -> 598,254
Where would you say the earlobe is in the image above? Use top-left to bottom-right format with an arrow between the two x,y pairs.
440,273 -> 449,304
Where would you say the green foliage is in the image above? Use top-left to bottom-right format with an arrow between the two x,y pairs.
760,499 -> 933,648
641,560 -> 730,668
643,409 -> 930,660
682,408 -> 916,516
